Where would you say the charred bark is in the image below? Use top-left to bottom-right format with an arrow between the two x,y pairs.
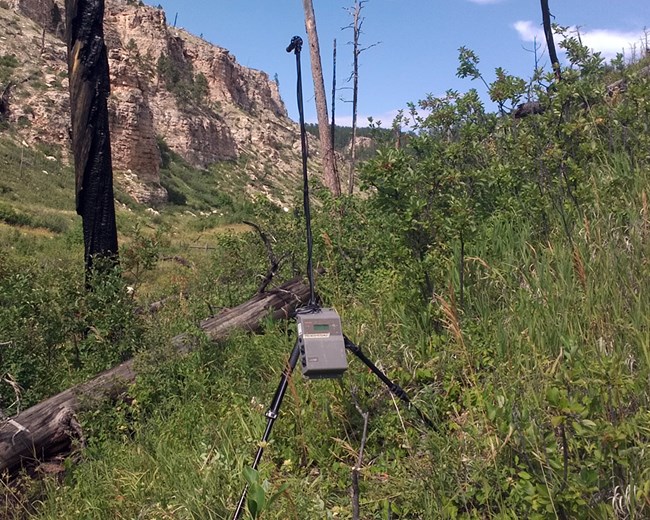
540,0 -> 561,82
65,0 -> 118,272
514,100 -> 545,119
0,82 -> 13,121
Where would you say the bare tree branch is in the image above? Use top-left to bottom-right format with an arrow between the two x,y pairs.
242,220 -> 288,293
349,386 -> 370,520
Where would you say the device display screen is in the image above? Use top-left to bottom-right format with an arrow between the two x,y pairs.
313,323 -> 330,332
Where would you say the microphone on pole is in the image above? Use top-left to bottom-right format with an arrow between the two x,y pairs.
286,36 -> 303,54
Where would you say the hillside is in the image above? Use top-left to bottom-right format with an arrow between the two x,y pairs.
0,0 -> 313,207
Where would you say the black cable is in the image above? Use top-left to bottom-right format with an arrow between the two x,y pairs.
288,36 -> 317,309
344,336 -> 435,430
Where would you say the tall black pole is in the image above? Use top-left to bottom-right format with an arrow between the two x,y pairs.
232,343 -> 301,520
232,37 -> 314,520
288,36 -> 316,308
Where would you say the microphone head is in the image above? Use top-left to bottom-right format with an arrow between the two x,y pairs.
286,36 -> 303,53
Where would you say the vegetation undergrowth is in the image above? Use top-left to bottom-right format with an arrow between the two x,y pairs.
2,34 -> 650,520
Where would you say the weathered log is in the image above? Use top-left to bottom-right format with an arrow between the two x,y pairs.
0,275 -> 311,474
607,64 -> 650,98
161,255 -> 193,269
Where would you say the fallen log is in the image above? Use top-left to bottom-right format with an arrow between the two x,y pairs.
607,64 -> 650,97
0,275 -> 311,474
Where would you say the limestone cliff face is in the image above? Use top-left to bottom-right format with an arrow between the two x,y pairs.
8,0 -> 64,37
2,0 -> 306,206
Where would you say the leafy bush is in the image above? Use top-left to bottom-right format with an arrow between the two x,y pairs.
0,53 -> 19,84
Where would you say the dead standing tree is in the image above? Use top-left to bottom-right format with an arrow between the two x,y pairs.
66,0 -> 119,274
343,0 -> 378,195
331,38 -> 337,148
302,0 -> 341,197
540,0 -> 561,82
346,1 -> 362,195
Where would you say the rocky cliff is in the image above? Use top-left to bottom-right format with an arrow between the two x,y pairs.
1,0 -> 308,205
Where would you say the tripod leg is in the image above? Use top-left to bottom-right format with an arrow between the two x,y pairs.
343,335 -> 434,430
232,341 -> 300,520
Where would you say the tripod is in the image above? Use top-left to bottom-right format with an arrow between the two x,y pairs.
231,37 -> 432,520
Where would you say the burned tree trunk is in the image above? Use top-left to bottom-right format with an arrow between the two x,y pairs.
0,82 -> 13,121
514,100 -> 544,119
540,0 -> 561,82
0,275 -> 312,474
66,0 -> 118,272
344,0 -> 378,194
348,1 -> 361,195
331,38 -> 337,150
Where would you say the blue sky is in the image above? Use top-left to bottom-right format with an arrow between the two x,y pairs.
147,1 -> 649,126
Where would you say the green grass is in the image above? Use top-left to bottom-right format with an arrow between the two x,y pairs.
0,138 -> 74,211
157,137 -> 257,221
7,154 -> 645,519
0,53 -> 19,84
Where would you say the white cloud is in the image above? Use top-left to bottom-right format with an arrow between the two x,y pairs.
513,20 -> 647,59
513,20 -> 544,43
580,29 -> 647,58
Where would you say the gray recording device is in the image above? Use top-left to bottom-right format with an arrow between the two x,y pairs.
297,308 -> 348,379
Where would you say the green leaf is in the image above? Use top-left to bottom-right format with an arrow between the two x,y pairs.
546,387 -> 560,406
243,466 -> 259,486
486,403 -> 497,421
267,482 -> 289,507
247,484 -> 265,518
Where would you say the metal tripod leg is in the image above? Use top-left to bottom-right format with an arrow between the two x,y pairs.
344,335 -> 434,429
232,341 -> 301,520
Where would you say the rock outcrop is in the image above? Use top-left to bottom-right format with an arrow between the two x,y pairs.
1,0 -> 308,205
8,0 -> 64,37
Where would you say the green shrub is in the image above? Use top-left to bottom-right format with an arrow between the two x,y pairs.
0,53 -> 19,84
156,54 -> 209,105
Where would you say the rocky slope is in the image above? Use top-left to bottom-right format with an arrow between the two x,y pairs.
0,0 -> 309,205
